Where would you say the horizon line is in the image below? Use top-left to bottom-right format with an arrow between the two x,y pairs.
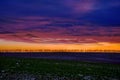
0,49 -> 120,53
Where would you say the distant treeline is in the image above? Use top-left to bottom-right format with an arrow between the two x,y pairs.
0,49 -> 120,53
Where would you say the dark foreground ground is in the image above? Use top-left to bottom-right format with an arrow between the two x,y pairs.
0,52 -> 120,63
0,52 -> 120,80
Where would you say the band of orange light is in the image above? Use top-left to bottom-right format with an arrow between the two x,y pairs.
0,39 -> 120,53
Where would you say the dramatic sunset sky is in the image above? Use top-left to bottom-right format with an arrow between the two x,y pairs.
0,0 -> 120,52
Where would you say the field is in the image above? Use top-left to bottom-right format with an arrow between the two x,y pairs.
0,52 -> 120,80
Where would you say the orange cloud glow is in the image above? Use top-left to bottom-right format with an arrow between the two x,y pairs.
0,39 -> 120,53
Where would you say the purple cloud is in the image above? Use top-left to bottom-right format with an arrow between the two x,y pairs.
62,0 -> 97,15
0,16 -> 120,44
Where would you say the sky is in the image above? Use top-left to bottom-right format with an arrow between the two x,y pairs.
0,0 -> 120,52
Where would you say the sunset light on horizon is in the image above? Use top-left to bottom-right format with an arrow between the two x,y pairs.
0,39 -> 120,53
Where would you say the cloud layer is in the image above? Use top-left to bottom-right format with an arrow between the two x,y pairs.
0,16 -> 120,44
0,0 -> 120,44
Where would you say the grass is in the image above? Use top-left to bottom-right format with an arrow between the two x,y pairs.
0,56 -> 120,79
